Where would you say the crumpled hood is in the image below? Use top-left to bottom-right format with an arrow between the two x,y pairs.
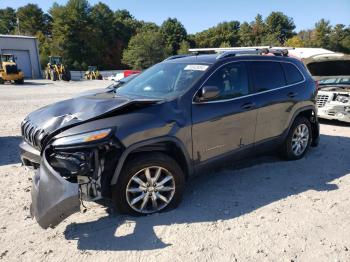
24,92 -> 161,136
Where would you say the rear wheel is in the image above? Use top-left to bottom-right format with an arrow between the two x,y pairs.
112,153 -> 185,215
50,70 -> 58,81
0,78 -> 4,84
283,117 -> 312,160
15,78 -> 24,84
45,70 -> 51,80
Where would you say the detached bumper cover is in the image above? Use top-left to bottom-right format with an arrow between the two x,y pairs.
30,153 -> 80,229
19,140 -> 41,166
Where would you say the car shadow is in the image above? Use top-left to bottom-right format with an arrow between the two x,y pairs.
0,136 -> 22,166
64,133 -> 350,251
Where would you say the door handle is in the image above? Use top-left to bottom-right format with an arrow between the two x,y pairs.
287,92 -> 298,98
240,102 -> 255,110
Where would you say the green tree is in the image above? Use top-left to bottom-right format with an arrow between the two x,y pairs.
122,31 -> 168,69
250,14 -> 266,45
238,22 -> 253,46
16,4 -> 50,36
0,8 -> 17,34
90,2 -> 115,68
50,0 -> 94,68
329,24 -> 350,52
177,40 -> 190,54
160,18 -> 187,55
285,36 -> 305,47
264,12 -> 295,45
311,19 -> 332,48
194,21 -> 240,47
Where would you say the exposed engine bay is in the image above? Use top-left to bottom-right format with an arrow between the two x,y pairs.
317,86 -> 350,123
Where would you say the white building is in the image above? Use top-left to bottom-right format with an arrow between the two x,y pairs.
0,35 -> 41,79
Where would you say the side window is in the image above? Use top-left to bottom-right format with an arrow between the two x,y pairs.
282,63 -> 304,84
203,62 -> 249,101
251,61 -> 286,92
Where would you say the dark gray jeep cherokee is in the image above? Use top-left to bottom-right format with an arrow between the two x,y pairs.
20,48 -> 320,229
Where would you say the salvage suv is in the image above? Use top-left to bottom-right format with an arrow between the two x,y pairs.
303,52 -> 350,123
20,47 -> 320,229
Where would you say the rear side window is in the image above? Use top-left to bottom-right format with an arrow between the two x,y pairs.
251,61 -> 286,92
282,63 -> 304,84
203,62 -> 249,101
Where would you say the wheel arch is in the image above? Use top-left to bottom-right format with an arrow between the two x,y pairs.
110,137 -> 193,186
286,106 -> 319,146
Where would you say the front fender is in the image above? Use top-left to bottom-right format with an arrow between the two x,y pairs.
110,136 -> 192,185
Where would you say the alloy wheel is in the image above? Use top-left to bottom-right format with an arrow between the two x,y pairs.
126,166 -> 176,214
291,123 -> 310,156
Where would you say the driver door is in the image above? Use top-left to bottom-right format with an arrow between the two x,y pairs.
191,61 -> 258,164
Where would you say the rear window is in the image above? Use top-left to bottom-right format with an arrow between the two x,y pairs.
282,63 -> 304,84
251,61 -> 286,92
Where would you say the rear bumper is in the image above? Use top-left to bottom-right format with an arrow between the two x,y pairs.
30,152 -> 80,229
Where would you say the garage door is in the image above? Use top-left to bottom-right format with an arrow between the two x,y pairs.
2,49 -> 32,79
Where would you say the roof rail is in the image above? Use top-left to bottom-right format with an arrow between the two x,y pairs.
188,46 -> 294,59
188,46 -> 271,53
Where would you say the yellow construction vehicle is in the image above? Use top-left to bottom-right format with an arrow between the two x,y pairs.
45,56 -> 71,81
0,54 -> 24,84
84,66 -> 103,80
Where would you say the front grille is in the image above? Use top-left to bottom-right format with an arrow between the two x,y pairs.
5,64 -> 18,74
21,120 -> 45,150
316,95 -> 329,108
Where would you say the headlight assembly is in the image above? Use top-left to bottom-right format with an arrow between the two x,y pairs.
52,129 -> 112,146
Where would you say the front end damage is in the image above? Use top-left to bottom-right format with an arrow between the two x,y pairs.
29,137 -> 122,229
317,87 -> 350,123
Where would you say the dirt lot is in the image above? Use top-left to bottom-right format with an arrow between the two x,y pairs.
0,80 -> 349,262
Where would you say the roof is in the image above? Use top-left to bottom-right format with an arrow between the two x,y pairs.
0,34 -> 37,39
164,53 -> 300,65
288,48 -> 334,59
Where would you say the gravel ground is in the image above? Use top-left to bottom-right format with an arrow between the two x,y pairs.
0,80 -> 349,262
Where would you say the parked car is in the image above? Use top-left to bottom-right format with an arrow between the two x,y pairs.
303,53 -> 350,123
107,70 -> 141,81
20,48 -> 319,229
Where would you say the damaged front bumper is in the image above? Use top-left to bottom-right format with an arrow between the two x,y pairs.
318,105 -> 350,123
30,154 -> 80,229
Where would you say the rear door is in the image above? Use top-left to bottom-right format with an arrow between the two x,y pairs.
191,61 -> 258,163
249,60 -> 305,143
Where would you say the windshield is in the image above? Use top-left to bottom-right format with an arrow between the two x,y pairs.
116,62 -> 209,99
319,77 -> 350,86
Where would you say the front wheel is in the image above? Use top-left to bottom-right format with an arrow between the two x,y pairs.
112,153 -> 185,215
283,117 -> 312,160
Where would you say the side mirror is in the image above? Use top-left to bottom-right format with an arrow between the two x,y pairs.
198,85 -> 220,102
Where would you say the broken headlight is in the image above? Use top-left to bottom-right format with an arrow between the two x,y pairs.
52,129 -> 111,146
335,95 -> 349,104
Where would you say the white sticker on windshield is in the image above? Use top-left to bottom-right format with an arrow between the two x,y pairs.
184,65 -> 209,71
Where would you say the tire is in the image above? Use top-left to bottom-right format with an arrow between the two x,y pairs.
112,152 -> 185,216
64,70 -> 71,81
283,117 -> 312,160
0,78 -> 4,84
50,70 -> 58,81
45,70 -> 51,80
15,78 -> 24,84
97,75 -> 103,80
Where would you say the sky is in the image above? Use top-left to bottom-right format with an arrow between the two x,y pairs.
2,0 -> 350,33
